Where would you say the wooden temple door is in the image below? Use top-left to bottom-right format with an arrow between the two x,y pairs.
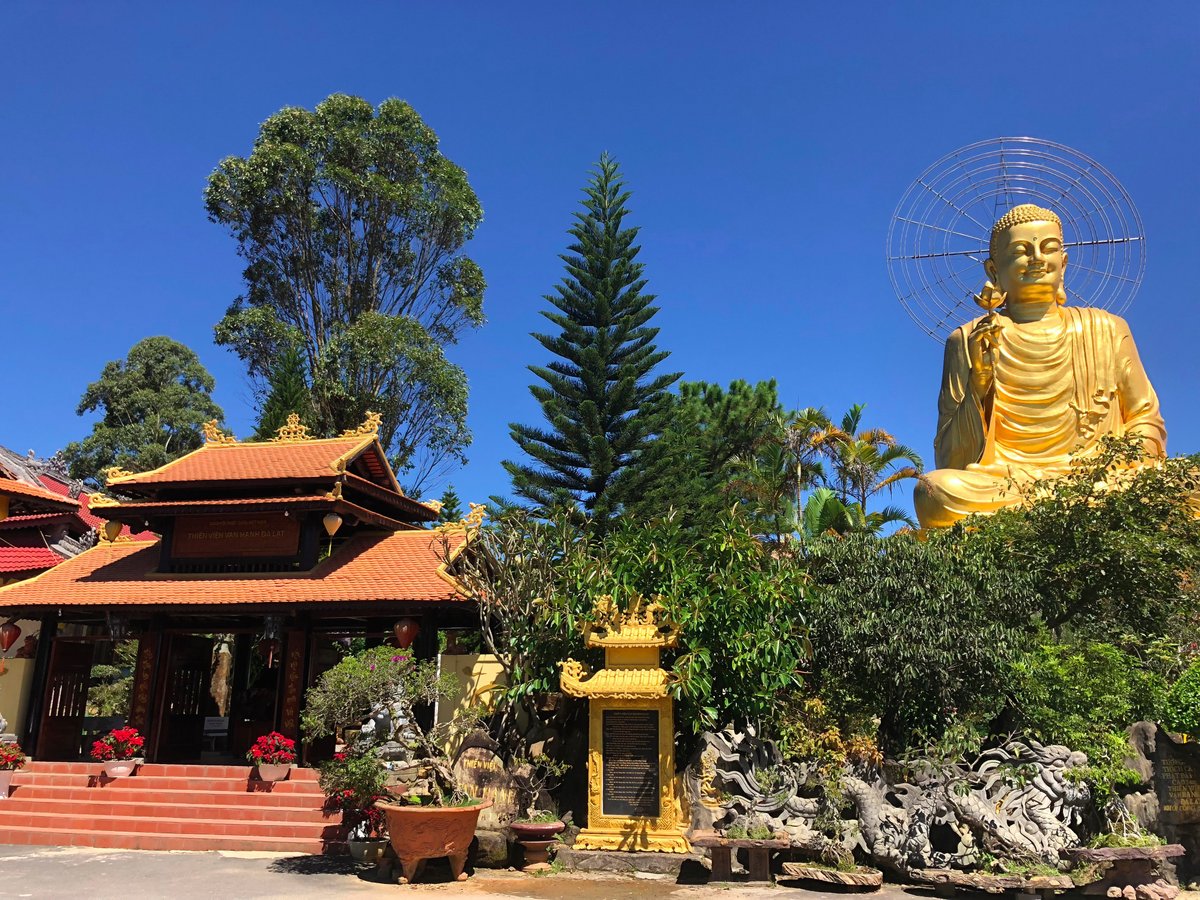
155,635 -> 218,762
37,640 -> 94,760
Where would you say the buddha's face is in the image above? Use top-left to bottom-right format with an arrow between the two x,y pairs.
985,220 -> 1067,298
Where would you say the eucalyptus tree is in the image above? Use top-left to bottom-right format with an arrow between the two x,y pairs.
206,94 -> 485,492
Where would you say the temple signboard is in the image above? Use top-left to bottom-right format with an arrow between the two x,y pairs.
172,514 -> 301,559
560,596 -> 689,853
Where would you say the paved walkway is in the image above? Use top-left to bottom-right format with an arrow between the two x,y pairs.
0,846 -> 918,900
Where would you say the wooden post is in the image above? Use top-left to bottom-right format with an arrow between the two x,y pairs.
278,628 -> 306,739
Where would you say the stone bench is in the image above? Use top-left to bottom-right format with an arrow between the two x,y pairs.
688,830 -> 790,882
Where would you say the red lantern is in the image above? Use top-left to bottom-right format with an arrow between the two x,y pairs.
393,618 -> 420,650
0,622 -> 21,653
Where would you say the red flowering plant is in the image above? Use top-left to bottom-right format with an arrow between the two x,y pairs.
90,726 -> 144,762
317,749 -> 390,839
246,732 -> 296,766
0,742 -> 27,771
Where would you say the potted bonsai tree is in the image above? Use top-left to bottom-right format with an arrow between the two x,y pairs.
509,755 -> 571,872
0,741 -> 27,799
303,645 -> 490,884
247,731 -> 296,782
91,726 -> 144,777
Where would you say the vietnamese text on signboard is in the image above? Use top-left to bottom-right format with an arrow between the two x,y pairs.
172,514 -> 301,559
601,708 -> 660,818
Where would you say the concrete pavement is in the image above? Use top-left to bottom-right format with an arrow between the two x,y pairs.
0,845 -> 921,900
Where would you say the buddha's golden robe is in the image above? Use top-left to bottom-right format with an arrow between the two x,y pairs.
914,306 -> 1166,528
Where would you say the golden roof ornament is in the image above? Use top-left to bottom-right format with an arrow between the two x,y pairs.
272,413 -> 312,443
103,466 -> 135,482
584,594 -> 679,649
432,501 -> 488,535
88,493 -> 120,509
202,420 -> 237,445
341,411 -> 383,438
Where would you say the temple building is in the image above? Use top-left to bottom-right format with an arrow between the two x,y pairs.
0,414 -> 482,763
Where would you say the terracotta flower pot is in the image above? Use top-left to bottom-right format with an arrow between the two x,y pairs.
102,759 -> 137,778
255,763 -> 291,782
510,820 -> 565,871
376,799 -> 492,884
0,770 -> 13,799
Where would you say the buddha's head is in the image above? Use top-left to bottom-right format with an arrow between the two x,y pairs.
985,204 -> 1068,306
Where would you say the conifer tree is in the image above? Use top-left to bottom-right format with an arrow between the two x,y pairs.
437,484 -> 465,523
504,154 -> 680,523
253,344 -> 313,440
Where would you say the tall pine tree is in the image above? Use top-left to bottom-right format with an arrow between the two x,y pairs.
437,484 -> 465,523
253,343 -> 314,440
504,154 -> 679,523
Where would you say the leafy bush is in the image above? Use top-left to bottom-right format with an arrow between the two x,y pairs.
567,511 -> 811,738
1162,660 -> 1200,736
959,438 -> 1200,641
805,531 -> 1035,751
1006,637 -> 1163,799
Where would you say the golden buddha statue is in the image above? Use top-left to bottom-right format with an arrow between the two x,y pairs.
913,204 -> 1166,529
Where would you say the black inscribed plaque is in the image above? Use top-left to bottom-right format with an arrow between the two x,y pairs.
601,708 -> 660,818
1156,732 -> 1200,825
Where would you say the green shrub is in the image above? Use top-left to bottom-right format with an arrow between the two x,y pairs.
1162,660 -> 1200,736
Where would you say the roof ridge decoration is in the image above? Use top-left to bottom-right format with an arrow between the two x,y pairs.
271,413 -> 312,443
104,466 -> 135,481
203,420 -> 238,445
340,411 -> 382,438
433,501 -> 487,535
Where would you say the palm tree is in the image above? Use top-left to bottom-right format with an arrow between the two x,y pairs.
726,408 -> 848,541
801,487 -> 915,537
828,404 -> 923,526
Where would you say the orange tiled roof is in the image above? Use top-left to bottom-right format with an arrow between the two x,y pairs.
0,530 -> 468,608
0,478 -> 80,510
0,547 -> 62,574
107,436 -> 379,487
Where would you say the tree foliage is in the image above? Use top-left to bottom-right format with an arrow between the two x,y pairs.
806,531 -> 1037,751
252,341 -> 313,440
206,93 -> 485,491
62,336 -> 224,484
958,437 -> 1200,638
447,509 -> 809,748
437,484 -> 464,523
504,154 -> 679,524
624,379 -> 782,528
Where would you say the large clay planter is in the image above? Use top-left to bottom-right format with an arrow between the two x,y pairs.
0,770 -> 14,799
509,820 -> 564,872
101,759 -> 138,778
376,799 -> 492,884
254,763 -> 291,782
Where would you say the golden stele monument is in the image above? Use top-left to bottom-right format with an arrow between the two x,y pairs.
887,138 -> 1164,529
559,595 -> 690,853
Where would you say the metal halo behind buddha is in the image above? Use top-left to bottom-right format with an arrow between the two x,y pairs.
886,137 -> 1146,341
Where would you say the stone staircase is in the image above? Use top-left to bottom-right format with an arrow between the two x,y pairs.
0,762 -> 341,853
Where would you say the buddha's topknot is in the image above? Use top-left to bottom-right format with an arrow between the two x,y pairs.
989,204 -> 1062,258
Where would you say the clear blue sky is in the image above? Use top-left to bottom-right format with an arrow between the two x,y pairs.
2,2 -> 1198,514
